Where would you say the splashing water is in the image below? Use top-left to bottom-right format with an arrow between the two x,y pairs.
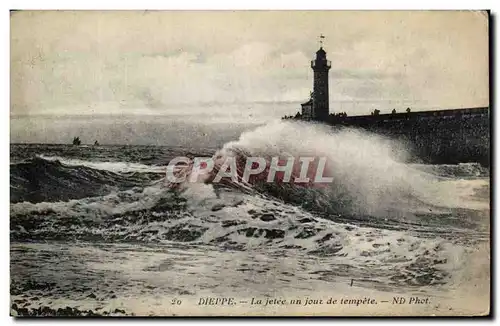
10,121 -> 490,316
175,120 -> 472,219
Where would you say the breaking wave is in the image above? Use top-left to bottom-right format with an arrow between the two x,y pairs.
10,156 -> 163,203
11,121 -> 488,216
175,121 -> 488,218
37,155 -> 166,174
10,121 -> 490,291
410,162 -> 489,179
10,179 -> 486,289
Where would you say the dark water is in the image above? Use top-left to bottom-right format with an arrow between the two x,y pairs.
10,122 -> 490,316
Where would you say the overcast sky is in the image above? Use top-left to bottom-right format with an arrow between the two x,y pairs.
10,10 -> 489,144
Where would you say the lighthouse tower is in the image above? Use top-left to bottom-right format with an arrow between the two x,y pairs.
311,36 -> 331,121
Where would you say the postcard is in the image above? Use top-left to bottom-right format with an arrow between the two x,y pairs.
10,10 -> 490,317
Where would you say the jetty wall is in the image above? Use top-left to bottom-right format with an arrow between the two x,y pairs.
327,107 -> 490,166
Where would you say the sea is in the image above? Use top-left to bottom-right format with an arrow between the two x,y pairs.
10,121 -> 490,316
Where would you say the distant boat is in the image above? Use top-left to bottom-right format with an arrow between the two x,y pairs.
72,137 -> 81,146
93,140 -> 100,146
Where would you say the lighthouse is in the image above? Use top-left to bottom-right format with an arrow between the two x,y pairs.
310,36 -> 331,121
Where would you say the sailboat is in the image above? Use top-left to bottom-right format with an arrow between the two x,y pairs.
72,137 -> 81,146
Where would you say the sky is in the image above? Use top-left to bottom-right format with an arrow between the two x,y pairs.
10,10 -> 489,144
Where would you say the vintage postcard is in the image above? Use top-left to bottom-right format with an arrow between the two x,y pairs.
10,10 -> 490,317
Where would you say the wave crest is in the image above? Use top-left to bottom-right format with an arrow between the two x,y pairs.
10,156 -> 162,203
176,121 -> 460,218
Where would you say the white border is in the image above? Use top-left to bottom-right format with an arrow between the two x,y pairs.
2,1 -> 498,326
2,0 -> 498,10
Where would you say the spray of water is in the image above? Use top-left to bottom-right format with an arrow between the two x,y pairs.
190,120 -> 466,218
